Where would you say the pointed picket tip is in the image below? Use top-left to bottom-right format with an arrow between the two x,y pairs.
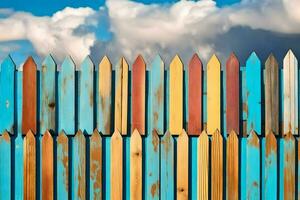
170,54 -> 183,67
112,130 -> 122,140
266,131 -> 276,140
25,129 -> 35,139
265,53 -> 278,67
212,129 -> 223,139
100,55 -> 111,68
75,129 -> 84,138
189,53 -> 202,67
199,130 -> 208,139
208,54 -> 220,65
121,56 -> 128,66
1,130 -> 10,142
131,129 -> 142,141
227,52 -> 239,66
248,130 -> 259,148
228,130 -> 238,140
247,51 -> 260,63
151,54 -> 164,70
179,129 -> 188,139
284,131 -> 295,141
284,49 -> 297,63
61,56 -> 75,71
57,130 -> 68,143
42,54 -> 56,67
133,54 -> 146,66
43,130 -> 52,139
91,129 -> 101,140
80,55 -> 94,70
1,55 -> 15,70
23,56 -> 37,70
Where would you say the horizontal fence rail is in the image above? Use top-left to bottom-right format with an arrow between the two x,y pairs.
0,51 -> 299,199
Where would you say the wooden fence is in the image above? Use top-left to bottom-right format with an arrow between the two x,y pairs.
0,51 -> 299,199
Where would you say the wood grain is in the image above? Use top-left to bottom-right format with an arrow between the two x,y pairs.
188,54 -> 202,135
130,129 -> 142,200
211,130 -> 223,200
226,131 -> 238,200
98,56 -> 112,135
226,53 -> 239,134
42,130 -> 54,200
132,55 -> 146,135
23,130 -> 36,200
22,57 -> 37,134
177,130 -> 189,199
111,130 -> 123,199
207,54 -> 221,135
283,132 -> 295,199
170,55 -> 183,135
265,132 -> 277,200
198,131 -> 209,199
265,54 -> 279,135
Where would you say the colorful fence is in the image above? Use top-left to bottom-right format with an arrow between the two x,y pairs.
0,51 -> 299,199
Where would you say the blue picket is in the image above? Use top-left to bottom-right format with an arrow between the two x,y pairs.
283,133 -> 295,199
160,131 -> 174,200
40,55 -> 56,134
0,132 -> 11,199
246,52 -> 261,135
246,131 -> 260,199
0,56 -> 15,134
57,131 -> 69,199
79,56 -> 94,135
59,56 -> 75,135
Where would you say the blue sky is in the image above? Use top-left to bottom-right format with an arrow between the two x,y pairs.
0,0 -> 300,67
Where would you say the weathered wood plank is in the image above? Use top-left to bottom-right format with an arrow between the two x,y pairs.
226,130 -> 239,200
298,138 -> 300,200
0,56 -> 15,134
150,55 -> 164,136
42,130 -> 54,200
211,130 -> 223,200
198,131 -> 209,199
90,129 -> 102,200
22,57 -> 37,134
283,50 -> 298,135
59,56 -> 75,135
23,130 -> 36,199
188,54 -> 202,135
0,131 -> 11,199
265,54 -> 279,135
72,130 -> 86,200
111,130 -> 123,199
145,130 -> 160,199
226,53 -> 239,134
246,52 -> 261,135
130,129 -> 142,200
160,131 -> 174,199
246,131 -> 260,199
177,130 -> 189,199
40,55 -> 56,134
98,56 -> 112,135
169,55 -> 183,135
132,56 -> 146,135
79,56 -> 94,135
283,132 -> 295,199
265,132 -> 277,200
207,54 -> 221,135
114,58 -> 128,135
56,131 -> 69,199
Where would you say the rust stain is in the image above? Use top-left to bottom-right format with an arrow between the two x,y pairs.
2,132 -> 10,142
90,135 -> 102,199
48,102 -> 55,109
161,132 -> 171,153
243,103 -> 248,115
252,181 -> 258,187
248,133 -> 259,148
89,91 -> 93,107
155,85 -> 163,106
152,130 -> 159,152
57,134 -> 69,192
150,181 -> 159,197
266,133 -> 276,157
153,112 -> 159,126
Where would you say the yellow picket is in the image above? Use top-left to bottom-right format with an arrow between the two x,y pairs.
198,131 -> 209,200
111,130 -> 123,199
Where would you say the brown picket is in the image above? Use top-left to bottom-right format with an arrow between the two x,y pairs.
24,130 -> 36,199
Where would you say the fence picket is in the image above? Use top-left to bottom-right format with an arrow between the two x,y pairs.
22,57 -> 37,134
98,56 -> 112,135
265,132 -> 277,200
198,131 -> 209,199
40,55 -> 56,134
188,54 -> 202,135
114,58 -> 128,135
150,55 -> 164,136
90,129 -> 102,199
111,130 -> 123,199
132,56 -> 146,134
59,56 -> 75,135
226,53 -> 239,134
160,131 -> 174,199
207,54 -> 221,135
283,50 -> 298,135
79,56 -> 94,135
283,132 -> 295,199
72,130 -> 86,199
42,130 -> 54,199
246,52 -> 261,135
56,131 -> 69,199
130,129 -> 142,200
226,131 -> 238,200
23,130 -> 36,199
170,55 -> 183,135
0,56 -> 15,134
246,131 -> 260,199
0,131 -> 11,199
177,130 -> 189,199
211,130 -> 223,200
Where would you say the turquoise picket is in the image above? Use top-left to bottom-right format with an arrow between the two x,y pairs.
246,52 -> 261,135
190,137 -> 198,200
279,138 -> 284,200
40,55 -> 56,134
0,132 -> 11,199
79,56 -> 94,135
125,136 -> 130,200
57,131 -> 69,199
283,133 -> 295,199
246,131 -> 260,199
160,131 -> 174,200
0,56 -> 15,134
241,66 -> 247,136
59,56 -> 75,135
